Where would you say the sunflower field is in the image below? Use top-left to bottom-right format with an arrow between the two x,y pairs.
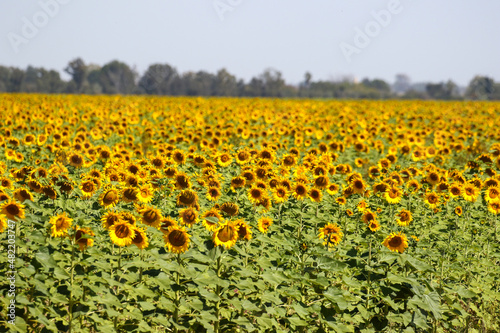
1,94 -> 500,332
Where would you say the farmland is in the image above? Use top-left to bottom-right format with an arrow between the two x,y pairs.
0,94 -> 499,332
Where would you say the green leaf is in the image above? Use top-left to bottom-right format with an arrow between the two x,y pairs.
287,316 -> 308,326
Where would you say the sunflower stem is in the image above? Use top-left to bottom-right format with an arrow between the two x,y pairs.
173,253 -> 181,333
214,252 -> 223,333
68,237 -> 76,333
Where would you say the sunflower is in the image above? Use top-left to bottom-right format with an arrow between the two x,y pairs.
368,220 -> 381,232
164,225 -> 190,253
74,226 -> 94,251
207,187 -> 222,202
160,217 -> 178,235
138,206 -> 163,228
462,184 -> 479,202
241,170 -> 256,186
383,186 -> 402,204
362,210 -> 377,224
109,221 -> 136,247
0,214 -> 7,233
258,217 -> 273,233
119,212 -> 137,226
172,149 -> 186,165
122,187 -> 139,203
318,223 -> 343,247
137,184 -> 155,203
131,227 -> 149,249
102,211 -> 121,230
426,171 -> 441,186
248,186 -> 264,203
314,175 -> 329,190
220,202 -> 239,217
68,153 -> 84,168
406,179 -> 420,192
235,219 -> 252,241
282,154 -> 296,168
49,212 -> 72,237
484,186 -> 500,203
292,183 -> 308,201
424,192 -> 440,209
177,189 -> 198,207
272,186 -> 289,203
175,172 -> 191,190
455,206 -> 463,216
357,200 -> 367,212
235,150 -> 251,165
382,232 -> 409,253
449,183 -> 462,198
42,186 -> 57,200
179,207 -> 198,227
80,179 -> 97,199
1,200 -> 25,221
217,153 -> 233,167
351,178 -> 366,194
396,209 -> 412,227
230,176 -> 246,191
202,208 -> 221,232
309,188 -> 323,203
99,187 -> 120,208
488,202 -> 500,215
13,188 -> 33,203
336,197 -> 346,205
213,221 -> 238,249
326,184 -> 339,195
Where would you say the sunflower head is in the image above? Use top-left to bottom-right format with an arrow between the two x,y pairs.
213,222 -> 239,249
109,221 -> 136,247
75,226 -> 95,251
164,226 -> 190,253
2,200 -> 25,221
382,232 -> 409,254
49,212 -> 73,238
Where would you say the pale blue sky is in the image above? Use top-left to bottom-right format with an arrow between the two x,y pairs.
1,0 -> 499,86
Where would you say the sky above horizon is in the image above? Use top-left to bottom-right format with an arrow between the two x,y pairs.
1,0 -> 499,87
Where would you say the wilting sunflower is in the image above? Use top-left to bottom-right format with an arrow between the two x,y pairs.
159,217 -> 178,235
13,188 -> 33,203
385,187 -> 403,204
177,189 -> 198,207
74,226 -> 94,251
424,192 -> 440,209
213,221 -> 238,249
109,221 -> 136,247
318,223 -> 343,247
455,206 -> 463,216
179,207 -> 198,227
164,225 -> 190,253
462,183 -> 479,202
382,232 -> 409,253
292,183 -> 308,201
49,212 -> 72,237
396,209 -> 413,226
487,202 -> 500,215
235,219 -> 252,241
138,205 -> 163,228
122,187 -> 139,203
309,188 -> 323,203
220,202 -> 239,217
99,187 -> 120,208
1,200 -> 25,221
131,227 -> 149,249
258,217 -> 273,233
102,211 -> 121,230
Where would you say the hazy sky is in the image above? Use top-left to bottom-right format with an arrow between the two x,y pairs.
1,0 -> 499,86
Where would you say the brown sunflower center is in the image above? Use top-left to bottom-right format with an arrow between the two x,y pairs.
6,204 -> 20,216
115,224 -> 131,238
169,230 -> 187,247
388,236 -> 402,248
144,210 -> 159,223
82,182 -> 94,193
103,190 -> 118,204
218,225 -> 235,242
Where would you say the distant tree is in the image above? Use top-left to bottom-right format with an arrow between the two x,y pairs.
139,63 -> 178,95
465,76 -> 495,100
393,74 -> 411,94
64,58 -> 87,93
425,80 -> 460,100
213,69 -> 238,96
259,69 -> 286,97
99,60 -> 137,94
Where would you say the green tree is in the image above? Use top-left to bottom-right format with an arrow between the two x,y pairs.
99,60 -> 137,94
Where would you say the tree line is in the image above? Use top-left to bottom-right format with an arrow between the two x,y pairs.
1,58 -> 499,100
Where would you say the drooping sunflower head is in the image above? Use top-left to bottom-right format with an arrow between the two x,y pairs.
131,227 -> 149,249
235,219 -> 252,241
159,217 -> 178,235
213,222 -> 239,249
396,209 -> 413,227
179,207 -> 198,227
100,187 -> 120,208
75,226 -> 95,251
177,189 -> 198,207
230,176 -> 246,191
101,211 -> 121,230
121,187 -> 139,203
220,202 -> 239,217
138,206 -> 162,228
164,226 -> 190,253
